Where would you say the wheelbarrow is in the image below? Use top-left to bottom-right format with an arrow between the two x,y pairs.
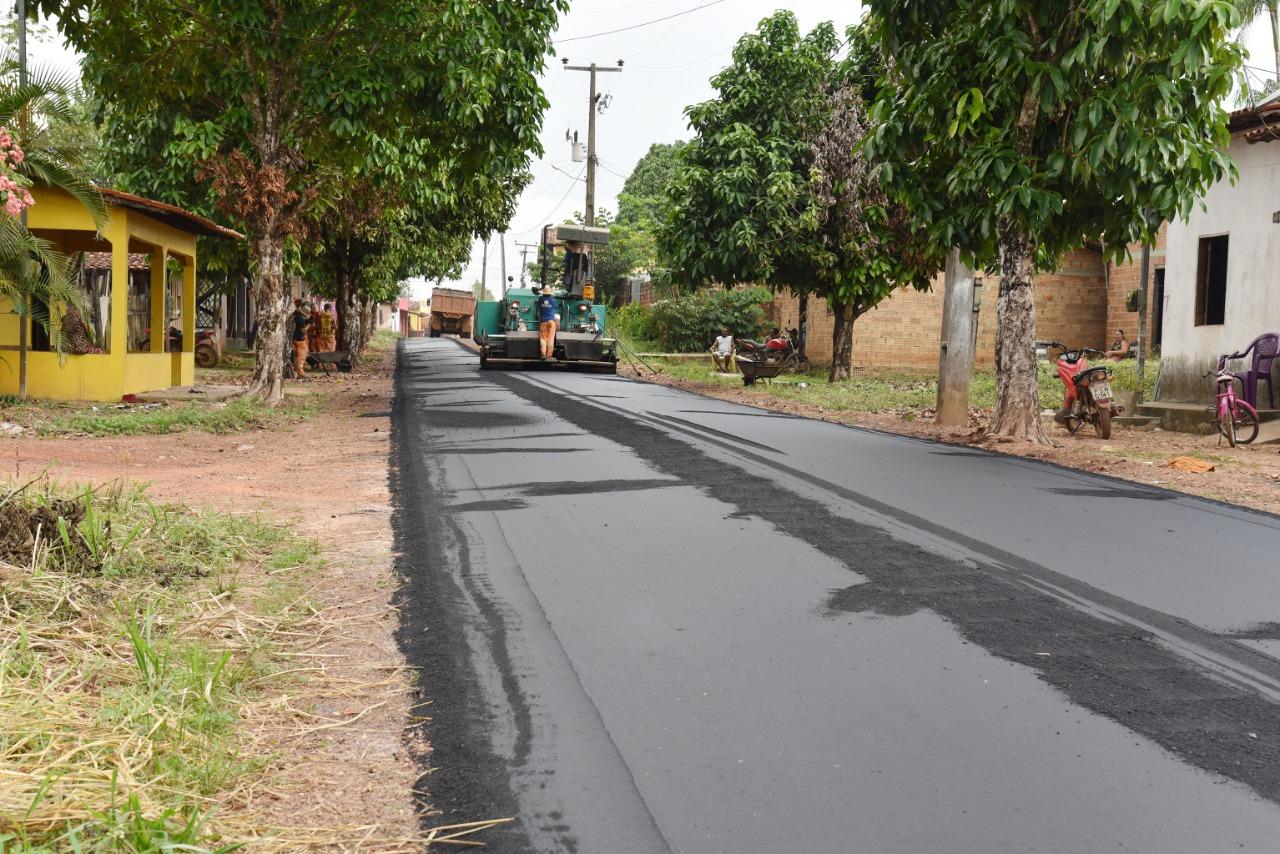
735,352 -> 785,386
306,351 -> 354,375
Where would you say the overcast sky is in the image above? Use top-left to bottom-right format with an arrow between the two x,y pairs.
15,3 -> 1279,301
433,0 -> 866,299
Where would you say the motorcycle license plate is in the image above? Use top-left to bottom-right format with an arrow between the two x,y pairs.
1090,380 -> 1113,402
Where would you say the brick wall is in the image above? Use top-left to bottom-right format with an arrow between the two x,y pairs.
772,247 -> 1109,370
1103,222 -> 1166,355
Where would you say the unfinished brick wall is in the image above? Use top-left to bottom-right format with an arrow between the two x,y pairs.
1104,222 -> 1166,355
772,247 -> 1109,370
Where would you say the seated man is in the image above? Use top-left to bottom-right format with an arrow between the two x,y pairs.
764,328 -> 789,352
1107,328 -> 1130,361
710,326 -> 735,372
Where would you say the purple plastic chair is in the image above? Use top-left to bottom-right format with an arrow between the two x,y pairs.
1231,333 -> 1279,410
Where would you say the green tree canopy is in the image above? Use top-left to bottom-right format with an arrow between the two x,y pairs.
865,0 -> 1243,440
616,141 -> 686,230
42,0 -> 566,402
663,13 -> 942,381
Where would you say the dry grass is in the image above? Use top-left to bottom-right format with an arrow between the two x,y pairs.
0,480 -> 496,852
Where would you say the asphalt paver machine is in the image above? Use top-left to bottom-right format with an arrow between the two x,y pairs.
473,224 -> 618,372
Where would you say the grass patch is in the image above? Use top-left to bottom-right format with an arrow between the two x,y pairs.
9,397 -> 317,438
615,331 -> 662,355
366,330 -> 402,353
1106,357 -> 1160,400
196,350 -> 255,381
643,355 -> 1163,415
0,479 -> 320,852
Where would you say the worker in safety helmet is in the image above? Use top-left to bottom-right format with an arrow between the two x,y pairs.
536,286 -> 559,360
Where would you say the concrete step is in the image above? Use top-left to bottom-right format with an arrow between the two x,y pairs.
1137,401 -> 1213,432
1115,415 -> 1158,429
1251,419 -> 1280,445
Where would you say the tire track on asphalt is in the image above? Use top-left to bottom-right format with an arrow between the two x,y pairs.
494,369 -> 1280,805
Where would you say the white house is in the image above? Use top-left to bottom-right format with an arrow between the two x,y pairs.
1158,98 -> 1280,403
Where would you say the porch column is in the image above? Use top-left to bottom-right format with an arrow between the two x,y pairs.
181,253 -> 196,352
108,228 -> 128,357
150,244 -> 168,352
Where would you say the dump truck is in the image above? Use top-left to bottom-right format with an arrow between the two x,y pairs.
428,288 -> 476,338
473,286 -> 617,372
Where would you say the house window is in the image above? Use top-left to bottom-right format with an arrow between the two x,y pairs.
1194,235 -> 1229,326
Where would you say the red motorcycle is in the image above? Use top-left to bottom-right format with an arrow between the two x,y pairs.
1039,340 -> 1121,439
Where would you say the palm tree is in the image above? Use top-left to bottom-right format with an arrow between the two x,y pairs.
0,54 -> 107,398
0,216 -> 80,357
1240,1 -> 1280,85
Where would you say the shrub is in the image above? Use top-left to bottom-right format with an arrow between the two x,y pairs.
648,286 -> 771,352
609,301 -> 658,344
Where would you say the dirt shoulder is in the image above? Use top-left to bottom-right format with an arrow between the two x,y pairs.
622,365 -> 1280,515
2,347 -> 432,849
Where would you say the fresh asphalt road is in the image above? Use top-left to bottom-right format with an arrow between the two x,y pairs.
391,338 -> 1280,853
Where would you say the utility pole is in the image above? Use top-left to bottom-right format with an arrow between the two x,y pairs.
1137,225 -> 1152,405
16,0 -> 27,400
936,250 -> 981,426
563,59 -> 623,227
498,232 -> 507,298
516,242 -> 539,287
479,236 -> 488,301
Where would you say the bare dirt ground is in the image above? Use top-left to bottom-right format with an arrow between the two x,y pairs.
622,365 -> 1280,515
1,347 -> 434,850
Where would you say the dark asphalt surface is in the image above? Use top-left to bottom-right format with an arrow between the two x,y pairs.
391,338 -> 1280,853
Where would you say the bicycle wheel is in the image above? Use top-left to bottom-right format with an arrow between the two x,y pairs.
1219,403 -> 1237,447
1232,400 -> 1259,445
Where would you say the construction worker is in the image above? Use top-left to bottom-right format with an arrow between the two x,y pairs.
290,299 -> 313,377
536,287 -> 558,360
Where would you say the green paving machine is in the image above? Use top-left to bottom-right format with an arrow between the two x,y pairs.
473,224 -> 619,373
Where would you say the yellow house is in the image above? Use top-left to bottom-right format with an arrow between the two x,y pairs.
0,185 -> 241,401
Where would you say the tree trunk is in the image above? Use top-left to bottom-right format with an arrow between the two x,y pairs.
828,300 -> 858,383
358,292 -> 377,353
334,265 -> 349,352
338,274 -> 361,358
988,220 -> 1048,443
244,233 -> 288,405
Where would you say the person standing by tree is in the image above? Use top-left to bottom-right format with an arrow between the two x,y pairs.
290,300 -> 313,378
316,302 -> 337,353
536,287 -> 558,361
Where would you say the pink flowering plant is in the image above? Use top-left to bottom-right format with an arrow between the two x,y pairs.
0,127 -> 35,218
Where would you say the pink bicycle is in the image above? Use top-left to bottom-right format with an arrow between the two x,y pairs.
1210,352 -> 1259,447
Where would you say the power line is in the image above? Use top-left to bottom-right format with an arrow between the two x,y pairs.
550,163 -> 586,182
625,8 -> 693,61
598,160 -> 629,180
554,0 -> 727,45
515,164 -> 586,235
631,45 -> 731,70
